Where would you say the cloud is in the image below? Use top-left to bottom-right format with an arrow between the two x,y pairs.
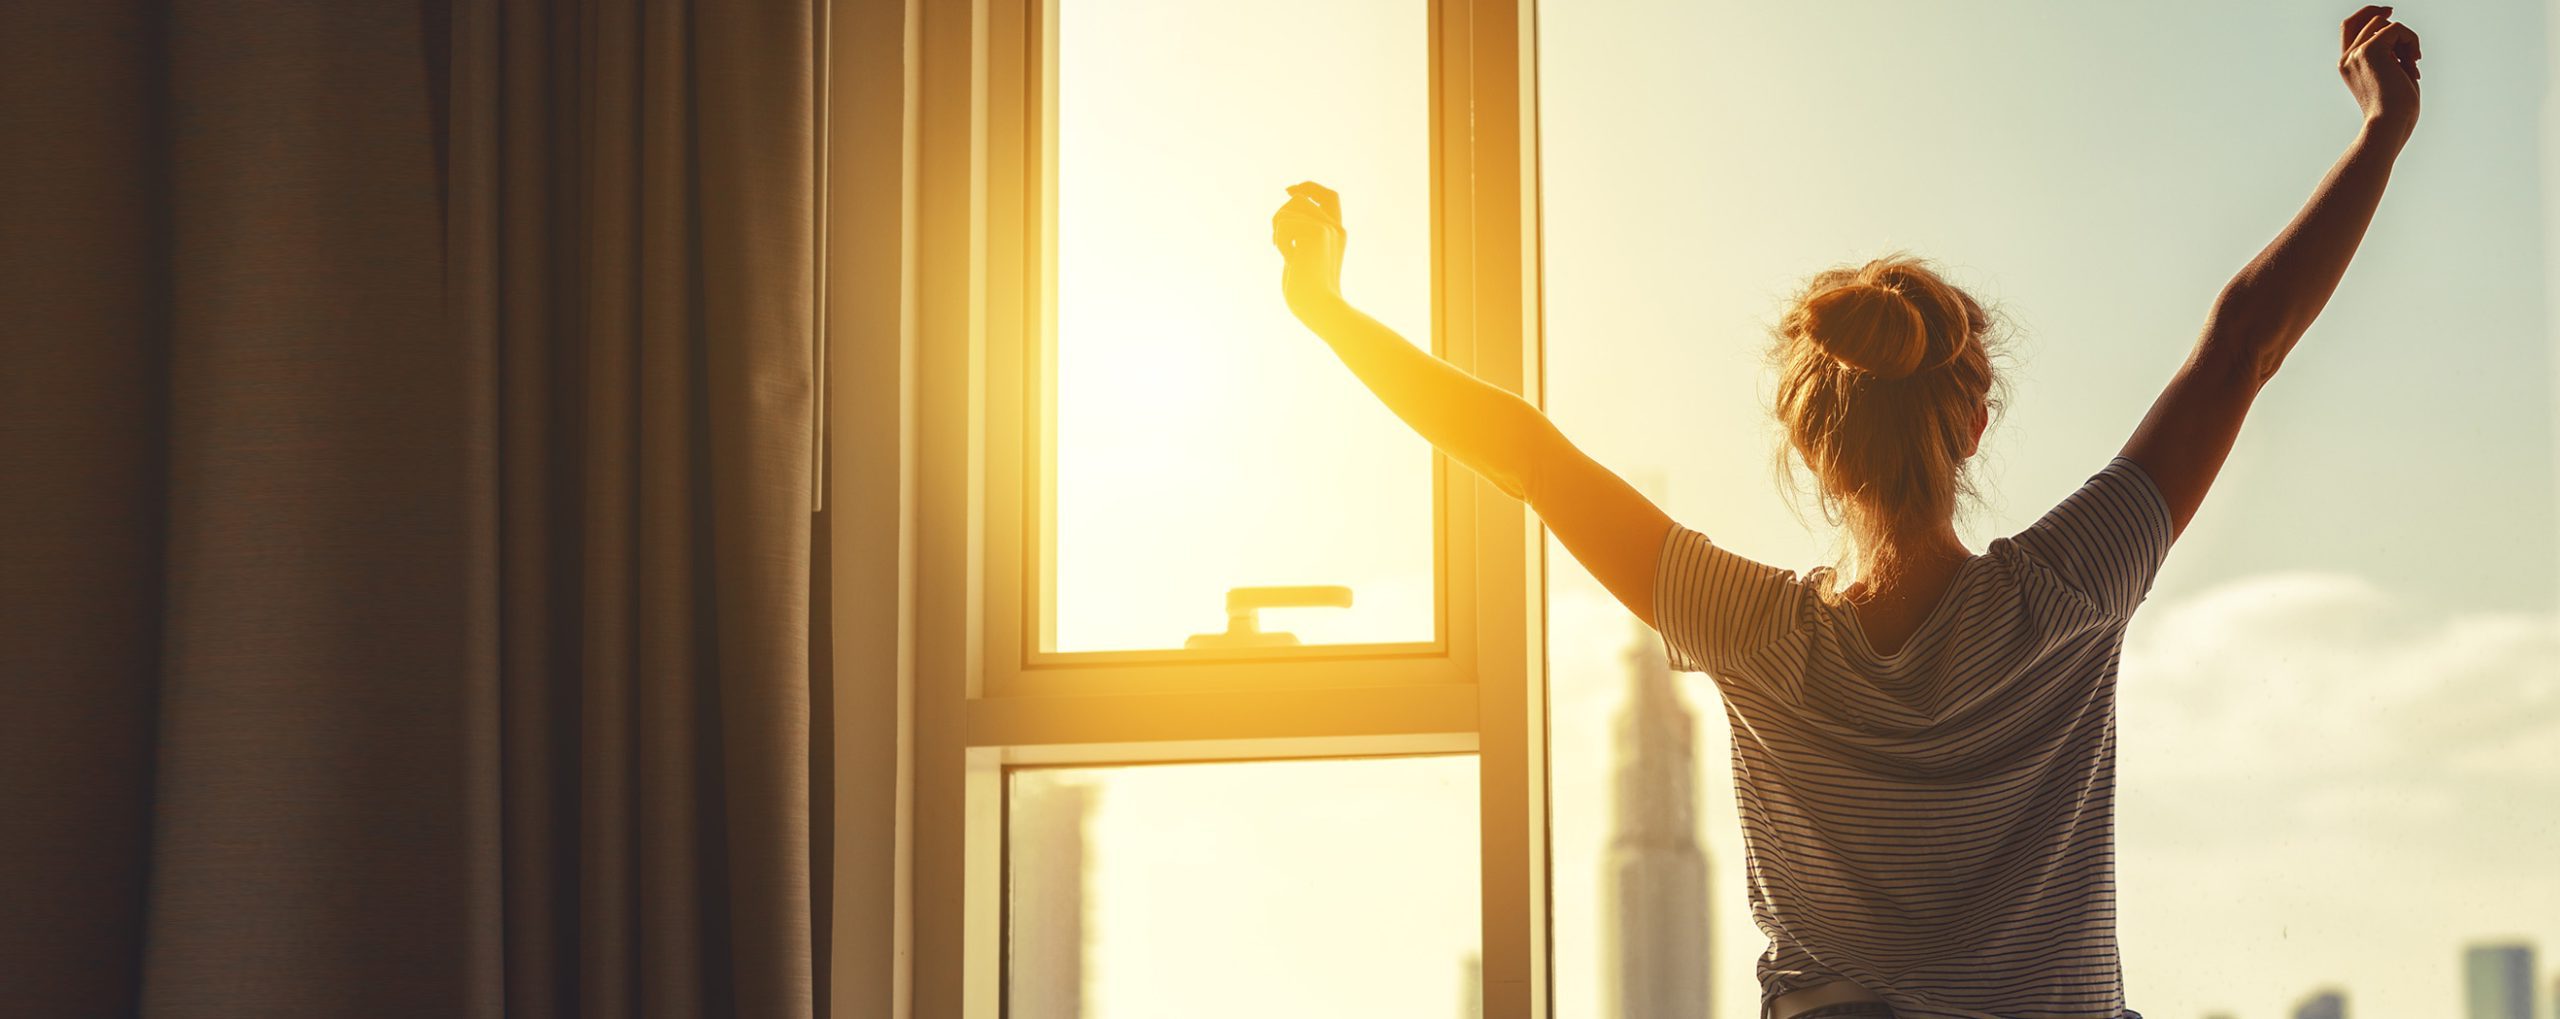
2112,574 -> 2560,1016
2117,571 -> 2560,848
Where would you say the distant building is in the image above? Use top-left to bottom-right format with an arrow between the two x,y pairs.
2463,943 -> 2534,1019
2293,987 -> 2346,1019
1010,778 -> 1099,1019
1459,951 -> 1482,1019
1602,622 -> 1712,1019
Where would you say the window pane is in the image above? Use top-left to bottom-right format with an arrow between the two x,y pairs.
1007,756 -> 1481,1017
1537,5 -> 2558,1019
1047,0 -> 1436,654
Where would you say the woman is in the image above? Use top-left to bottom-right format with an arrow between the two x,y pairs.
1270,8 -> 2422,1018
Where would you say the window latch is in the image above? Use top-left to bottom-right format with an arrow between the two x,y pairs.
1183,585 -> 1354,649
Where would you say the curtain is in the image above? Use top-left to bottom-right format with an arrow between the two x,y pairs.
0,2 -> 820,1016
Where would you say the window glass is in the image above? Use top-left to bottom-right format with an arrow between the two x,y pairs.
1047,0 -> 1437,654
1538,5 -> 2559,1018
1006,756 -> 1481,1017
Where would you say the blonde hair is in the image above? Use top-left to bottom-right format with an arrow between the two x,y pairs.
1770,254 -> 2003,603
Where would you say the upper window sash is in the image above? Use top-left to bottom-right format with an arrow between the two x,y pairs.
971,0 -> 1533,705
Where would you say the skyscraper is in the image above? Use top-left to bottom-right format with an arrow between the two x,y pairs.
1602,621 -> 1712,1019
2463,943 -> 2534,1019
1459,951 -> 1483,1019
1009,777 -> 1099,1019
2293,987 -> 2347,1019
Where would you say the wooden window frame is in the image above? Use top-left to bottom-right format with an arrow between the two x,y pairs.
839,0 -> 1552,1014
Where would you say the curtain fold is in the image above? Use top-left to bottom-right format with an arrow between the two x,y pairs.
1,2 -> 819,1016
0,4 -> 168,1014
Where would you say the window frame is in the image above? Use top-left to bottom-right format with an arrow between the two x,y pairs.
878,0 -> 1552,1015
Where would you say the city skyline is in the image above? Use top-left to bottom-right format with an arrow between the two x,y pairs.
1000,743 -> 2552,1017
2141,938 -> 2556,1019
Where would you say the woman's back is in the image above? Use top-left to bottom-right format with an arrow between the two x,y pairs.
1654,458 -> 2175,1019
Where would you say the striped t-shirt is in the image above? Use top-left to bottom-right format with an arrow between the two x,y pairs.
1654,457 -> 2174,1019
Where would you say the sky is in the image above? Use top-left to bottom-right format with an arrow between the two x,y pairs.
1030,0 -> 2560,1017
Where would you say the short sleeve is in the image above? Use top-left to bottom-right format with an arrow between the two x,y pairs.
1652,524 -> 1813,674
2003,456 -> 2177,620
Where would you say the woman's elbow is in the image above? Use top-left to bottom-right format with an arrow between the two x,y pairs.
2198,298 -> 2299,388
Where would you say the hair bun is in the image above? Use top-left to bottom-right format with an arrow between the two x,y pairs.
1800,281 -> 1933,380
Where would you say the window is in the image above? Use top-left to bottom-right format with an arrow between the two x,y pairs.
890,1 -> 1548,1016
977,0 -> 1524,703
852,2 -> 2555,1014
863,2 -> 2556,1015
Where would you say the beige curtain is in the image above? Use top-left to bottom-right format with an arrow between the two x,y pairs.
0,2 -> 821,1016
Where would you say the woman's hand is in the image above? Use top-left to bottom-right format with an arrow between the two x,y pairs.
2338,6 -> 2421,138
1272,181 -> 1347,318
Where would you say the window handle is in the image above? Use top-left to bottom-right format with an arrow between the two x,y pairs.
1183,585 -> 1354,649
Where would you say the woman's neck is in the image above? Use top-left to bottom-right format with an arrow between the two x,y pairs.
1841,525 -> 1972,603
1876,523 -> 1972,568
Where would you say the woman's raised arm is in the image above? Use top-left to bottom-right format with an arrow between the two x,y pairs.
2122,5 -> 2422,537
1272,182 -> 1676,626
